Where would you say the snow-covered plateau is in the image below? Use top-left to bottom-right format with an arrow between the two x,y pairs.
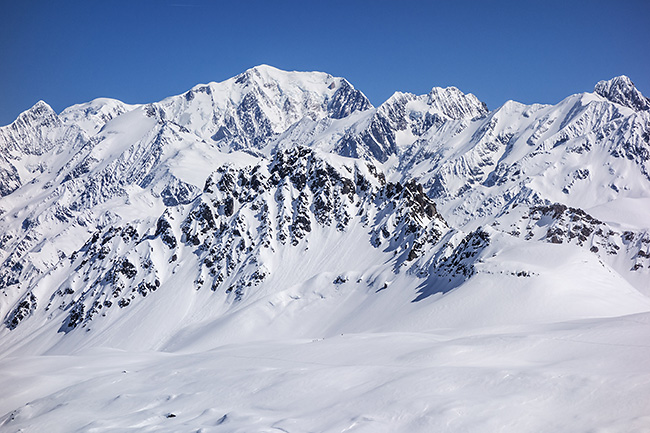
1,65 -> 649,432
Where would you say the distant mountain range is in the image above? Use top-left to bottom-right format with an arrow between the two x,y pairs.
1,65 -> 649,356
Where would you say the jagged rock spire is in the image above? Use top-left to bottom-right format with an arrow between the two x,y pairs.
594,75 -> 650,111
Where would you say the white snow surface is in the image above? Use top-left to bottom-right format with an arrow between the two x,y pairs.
1,66 -> 650,432
2,314 -> 650,433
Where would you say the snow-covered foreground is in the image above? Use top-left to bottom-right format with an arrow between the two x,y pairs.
2,313 -> 650,433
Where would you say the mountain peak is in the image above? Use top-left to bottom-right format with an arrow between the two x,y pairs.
156,66 -> 372,151
230,66 -> 372,116
31,99 -> 52,110
59,98 -> 136,134
234,64 -> 289,83
24,100 -> 56,118
233,64 -> 333,88
6,100 -> 59,132
426,86 -> 489,119
594,75 -> 650,111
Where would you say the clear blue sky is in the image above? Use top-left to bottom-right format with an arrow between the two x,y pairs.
1,0 -> 649,125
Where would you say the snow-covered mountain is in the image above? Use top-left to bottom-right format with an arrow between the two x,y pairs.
1,66 -> 649,432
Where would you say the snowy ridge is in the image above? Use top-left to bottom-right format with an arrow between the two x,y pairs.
59,98 -> 137,135
595,75 -> 650,111
1,67 -> 650,432
2,67 -> 649,342
0,101 -> 87,196
151,65 -> 371,152
1,146 -> 454,354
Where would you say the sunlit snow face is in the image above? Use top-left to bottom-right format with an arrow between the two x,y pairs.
1,67 -> 650,433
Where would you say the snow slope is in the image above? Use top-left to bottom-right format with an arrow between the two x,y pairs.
2,314 -> 650,433
1,67 -> 649,432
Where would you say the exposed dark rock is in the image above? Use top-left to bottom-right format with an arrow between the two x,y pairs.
155,216 -> 177,249
4,293 -> 37,330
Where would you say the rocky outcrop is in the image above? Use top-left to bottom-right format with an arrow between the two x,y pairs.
38,146 -> 450,330
595,75 -> 650,112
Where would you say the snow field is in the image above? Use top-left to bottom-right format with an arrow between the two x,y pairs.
2,313 -> 650,433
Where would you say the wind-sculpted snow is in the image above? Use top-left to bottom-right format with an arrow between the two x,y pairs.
1,67 -> 650,432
